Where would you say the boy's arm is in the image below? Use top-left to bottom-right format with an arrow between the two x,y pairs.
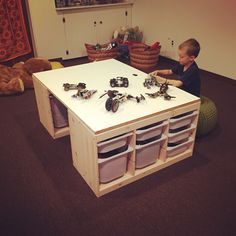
150,67 -> 183,87
150,69 -> 173,76
152,75 -> 183,88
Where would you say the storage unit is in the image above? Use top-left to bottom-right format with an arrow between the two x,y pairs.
33,77 -> 69,139
33,59 -> 201,197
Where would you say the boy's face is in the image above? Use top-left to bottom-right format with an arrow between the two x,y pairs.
178,47 -> 195,66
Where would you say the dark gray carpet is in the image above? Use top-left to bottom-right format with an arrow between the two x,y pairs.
1,57 -> 236,236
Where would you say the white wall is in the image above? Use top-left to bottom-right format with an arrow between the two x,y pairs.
27,0 -> 66,59
132,0 -> 236,80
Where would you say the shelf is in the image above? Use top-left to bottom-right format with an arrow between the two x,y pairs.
99,172 -> 134,196
56,1 -> 134,11
54,126 -> 70,139
135,149 -> 192,176
98,149 -> 193,196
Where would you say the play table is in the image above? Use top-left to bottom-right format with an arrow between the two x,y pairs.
33,59 -> 200,197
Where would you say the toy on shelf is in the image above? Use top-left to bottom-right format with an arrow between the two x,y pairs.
113,26 -> 143,45
145,81 -> 175,100
63,82 -> 86,91
113,26 -> 143,58
85,42 -> 118,61
110,77 -> 129,87
100,90 -> 145,112
143,75 -> 161,89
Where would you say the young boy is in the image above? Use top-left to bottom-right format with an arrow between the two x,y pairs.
150,38 -> 201,97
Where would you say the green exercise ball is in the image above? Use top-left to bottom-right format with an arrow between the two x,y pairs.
197,96 -> 218,137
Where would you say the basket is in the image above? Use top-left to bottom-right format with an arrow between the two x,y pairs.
85,43 -> 119,61
129,43 -> 161,71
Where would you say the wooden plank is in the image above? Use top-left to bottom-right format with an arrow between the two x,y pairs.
127,131 -> 136,176
95,111 -> 171,142
33,76 -> 55,138
171,101 -> 200,117
159,122 -> 169,162
68,110 -> 99,195
54,127 -> 70,138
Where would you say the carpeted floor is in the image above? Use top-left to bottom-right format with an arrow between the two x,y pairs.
1,57 -> 236,236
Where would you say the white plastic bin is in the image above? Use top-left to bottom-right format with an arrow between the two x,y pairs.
98,146 -> 133,183
168,124 -> 196,145
135,135 -> 166,169
49,94 -> 68,128
136,121 -> 167,145
169,111 -> 197,133
167,138 -> 193,157
97,132 -> 132,158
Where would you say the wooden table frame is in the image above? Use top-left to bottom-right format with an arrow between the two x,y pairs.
33,59 -> 200,197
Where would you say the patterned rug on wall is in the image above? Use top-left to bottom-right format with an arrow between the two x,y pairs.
0,0 -> 31,62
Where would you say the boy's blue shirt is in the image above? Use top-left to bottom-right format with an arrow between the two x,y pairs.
171,61 -> 201,97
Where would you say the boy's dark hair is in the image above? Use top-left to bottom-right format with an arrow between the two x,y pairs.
179,38 -> 200,57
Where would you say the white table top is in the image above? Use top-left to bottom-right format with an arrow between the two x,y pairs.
33,59 -> 200,133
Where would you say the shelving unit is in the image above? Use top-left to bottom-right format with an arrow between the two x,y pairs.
32,59 -> 200,197
33,77 -> 70,139
68,102 -> 199,197
55,0 -> 134,11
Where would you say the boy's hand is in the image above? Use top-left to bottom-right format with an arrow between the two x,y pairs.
149,70 -> 160,76
155,76 -> 166,84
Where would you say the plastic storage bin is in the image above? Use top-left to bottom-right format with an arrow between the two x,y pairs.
97,132 -> 132,158
98,147 -> 133,183
169,111 -> 197,133
49,94 -> 68,128
135,135 -> 166,169
168,124 -> 196,146
136,121 -> 167,145
167,138 -> 193,157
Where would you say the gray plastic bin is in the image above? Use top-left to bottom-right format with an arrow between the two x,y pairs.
136,121 -> 167,145
167,138 -> 193,157
49,94 -> 68,128
169,111 -> 197,133
135,135 -> 166,169
168,124 -> 195,145
97,132 -> 132,158
98,147 -> 133,183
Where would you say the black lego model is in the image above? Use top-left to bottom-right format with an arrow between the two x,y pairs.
72,89 -> 97,99
100,90 -> 145,113
63,82 -> 86,91
110,77 -> 129,88
143,75 -> 160,89
145,81 -> 175,100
